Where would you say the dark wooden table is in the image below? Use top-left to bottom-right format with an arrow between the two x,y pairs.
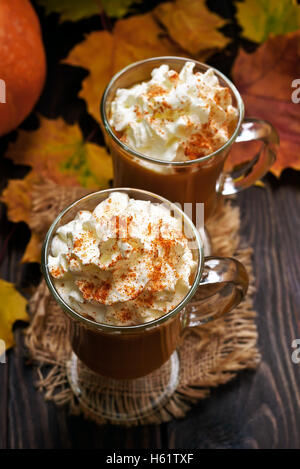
0,2 -> 300,449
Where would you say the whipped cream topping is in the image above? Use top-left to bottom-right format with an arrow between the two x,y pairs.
109,61 -> 238,161
48,192 -> 196,326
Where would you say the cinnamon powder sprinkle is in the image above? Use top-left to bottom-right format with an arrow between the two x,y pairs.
147,84 -> 167,99
183,133 -> 212,159
74,216 -> 184,309
76,280 -> 111,304
50,266 -> 65,278
115,308 -> 133,324
73,231 -> 96,251
169,71 -> 179,81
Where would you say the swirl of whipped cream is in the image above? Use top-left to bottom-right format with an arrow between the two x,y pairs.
109,61 -> 238,161
48,192 -> 196,326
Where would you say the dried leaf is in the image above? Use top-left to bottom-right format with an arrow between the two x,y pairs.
153,0 -> 230,56
232,31 -> 300,177
37,0 -> 141,21
101,0 -> 142,18
1,172 -> 43,263
22,233 -> 42,264
65,13 -> 184,124
2,117 -> 113,263
254,180 -> 266,188
4,116 -> 113,188
1,172 -> 40,224
0,278 -> 28,350
236,0 -> 300,43
37,0 -> 100,22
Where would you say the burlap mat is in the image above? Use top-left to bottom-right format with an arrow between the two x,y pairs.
24,180 -> 260,426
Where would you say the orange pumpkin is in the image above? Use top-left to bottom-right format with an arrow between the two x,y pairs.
0,0 -> 46,136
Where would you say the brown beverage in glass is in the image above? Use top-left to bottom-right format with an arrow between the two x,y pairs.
42,188 -> 248,380
100,57 -> 278,224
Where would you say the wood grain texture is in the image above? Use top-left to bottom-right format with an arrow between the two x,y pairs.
5,331 -> 164,449
0,0 -> 299,449
166,173 -> 300,449
1,161 -> 299,450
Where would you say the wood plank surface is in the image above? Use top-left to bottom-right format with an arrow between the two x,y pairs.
166,173 -> 300,449
0,0 -> 299,449
1,171 -> 299,449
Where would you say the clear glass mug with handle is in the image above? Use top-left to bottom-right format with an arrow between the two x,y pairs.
100,57 -> 279,224
42,188 -> 249,422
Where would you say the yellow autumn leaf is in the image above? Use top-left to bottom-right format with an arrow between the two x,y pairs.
1,173 -> 44,263
86,143 -> 115,187
64,13 -> 185,124
15,149 -> 111,265
2,116 -> 113,263
236,0 -> 300,43
153,0 -> 230,56
1,172 -> 40,224
21,232 -> 42,264
0,278 -> 29,350
1,172 -> 43,264
4,116 -> 113,189
65,3 -> 229,125
254,180 -> 266,188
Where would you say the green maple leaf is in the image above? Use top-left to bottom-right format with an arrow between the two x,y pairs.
37,0 -> 141,21
101,0 -> 141,18
236,0 -> 300,43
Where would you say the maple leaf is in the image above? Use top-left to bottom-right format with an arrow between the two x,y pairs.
1,172 -> 45,263
153,0 -> 230,56
1,172 -> 40,225
21,233 -> 42,265
1,117 -> 113,263
4,116 -> 113,188
236,0 -> 300,43
64,4 -> 230,125
0,278 -> 28,350
64,13 -> 185,124
37,0 -> 140,21
1,172 -> 91,264
232,31 -> 300,177
101,0 -> 142,19
37,0 -> 100,22
1,170 -> 45,263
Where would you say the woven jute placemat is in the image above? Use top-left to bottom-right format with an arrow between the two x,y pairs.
24,180 -> 260,426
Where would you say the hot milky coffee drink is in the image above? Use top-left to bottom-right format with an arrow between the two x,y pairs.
44,189 -> 249,379
104,60 -> 239,222
109,61 -> 238,162
48,191 -> 196,327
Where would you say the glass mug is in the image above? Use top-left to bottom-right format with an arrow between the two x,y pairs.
42,188 -> 248,421
100,57 -> 279,223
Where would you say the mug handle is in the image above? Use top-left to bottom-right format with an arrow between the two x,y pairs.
217,118 -> 279,195
182,257 -> 248,327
